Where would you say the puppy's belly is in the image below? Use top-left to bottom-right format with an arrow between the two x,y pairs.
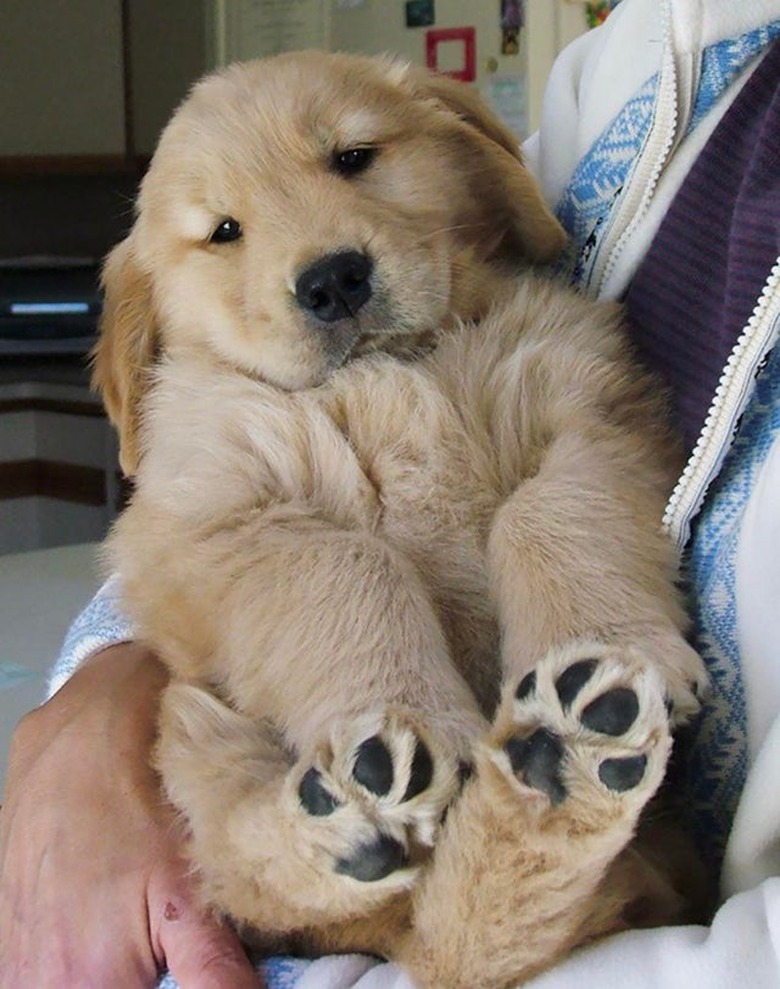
125,355 -> 502,706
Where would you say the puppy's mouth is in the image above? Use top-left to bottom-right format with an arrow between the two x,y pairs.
293,250 -> 437,372
315,300 -> 438,375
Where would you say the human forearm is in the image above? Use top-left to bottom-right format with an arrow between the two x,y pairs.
0,643 -> 261,988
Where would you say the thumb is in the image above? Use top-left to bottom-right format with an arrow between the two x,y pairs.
149,875 -> 263,989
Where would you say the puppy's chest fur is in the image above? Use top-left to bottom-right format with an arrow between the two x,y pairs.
129,332 -> 538,709
143,345 -> 504,586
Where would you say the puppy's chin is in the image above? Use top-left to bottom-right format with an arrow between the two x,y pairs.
353,328 -> 439,363
225,332 -> 356,391
245,332 -> 436,392
244,354 -> 334,392
253,311 -> 443,391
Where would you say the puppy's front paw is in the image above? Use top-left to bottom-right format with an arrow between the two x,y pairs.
155,687 -> 460,927
292,709 -> 460,886
488,643 -> 671,831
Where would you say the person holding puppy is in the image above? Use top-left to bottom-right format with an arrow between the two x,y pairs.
2,1 -> 779,987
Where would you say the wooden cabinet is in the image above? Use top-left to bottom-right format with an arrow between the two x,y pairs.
0,377 -> 119,554
0,0 -> 209,173
0,0 -> 125,162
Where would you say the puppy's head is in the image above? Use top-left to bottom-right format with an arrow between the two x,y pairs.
94,51 -> 565,474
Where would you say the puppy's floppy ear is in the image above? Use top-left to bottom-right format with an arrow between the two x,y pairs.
91,235 -> 158,477
404,68 -> 566,265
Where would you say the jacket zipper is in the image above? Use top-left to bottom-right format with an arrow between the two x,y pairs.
663,258 -> 780,551
589,0 -> 680,294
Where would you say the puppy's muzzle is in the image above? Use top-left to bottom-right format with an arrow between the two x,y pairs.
295,250 -> 373,323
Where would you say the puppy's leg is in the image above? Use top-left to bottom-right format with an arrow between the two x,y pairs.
408,403 -> 706,985
397,646 -> 672,989
487,429 -> 707,724
156,682 -> 462,939
127,506 -> 488,937
124,506 -> 485,751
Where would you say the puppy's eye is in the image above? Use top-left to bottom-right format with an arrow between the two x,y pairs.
332,147 -> 377,177
210,218 -> 242,244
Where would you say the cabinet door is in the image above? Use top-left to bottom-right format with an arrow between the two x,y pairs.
126,0 -> 209,157
0,0 -> 126,157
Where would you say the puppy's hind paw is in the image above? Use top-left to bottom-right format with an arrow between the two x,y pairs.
488,643 -> 672,832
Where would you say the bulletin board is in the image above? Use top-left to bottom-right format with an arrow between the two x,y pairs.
212,0 -> 333,65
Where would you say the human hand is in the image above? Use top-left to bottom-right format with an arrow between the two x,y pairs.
0,643 -> 262,989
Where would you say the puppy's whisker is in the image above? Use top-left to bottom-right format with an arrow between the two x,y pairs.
416,222 -> 479,243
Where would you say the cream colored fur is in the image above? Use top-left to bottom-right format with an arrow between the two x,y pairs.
93,51 -> 708,989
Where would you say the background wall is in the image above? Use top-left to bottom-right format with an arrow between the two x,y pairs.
216,0 -> 588,137
329,0 -> 587,132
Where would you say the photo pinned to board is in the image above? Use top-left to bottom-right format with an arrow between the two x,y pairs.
500,0 -> 524,55
585,0 -> 624,29
406,0 -> 435,29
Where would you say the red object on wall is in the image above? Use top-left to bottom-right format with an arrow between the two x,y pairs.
425,26 -> 476,82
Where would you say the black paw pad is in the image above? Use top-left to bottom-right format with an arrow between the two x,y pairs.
598,755 -> 648,792
335,834 -> 407,882
402,740 -> 433,801
299,768 -> 340,816
505,728 -> 567,805
353,736 -> 394,796
581,688 -> 639,736
555,659 -> 598,710
516,671 -> 536,701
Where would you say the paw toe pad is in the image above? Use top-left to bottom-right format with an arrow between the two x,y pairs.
598,754 -> 648,792
402,739 -> 434,801
516,670 -> 537,701
353,736 -> 395,796
581,688 -> 639,736
299,767 -> 340,816
555,658 -> 599,709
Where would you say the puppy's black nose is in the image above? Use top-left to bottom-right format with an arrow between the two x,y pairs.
295,251 -> 373,322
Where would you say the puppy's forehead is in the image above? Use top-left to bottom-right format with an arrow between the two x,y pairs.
140,53 -> 435,240
174,53 -> 414,160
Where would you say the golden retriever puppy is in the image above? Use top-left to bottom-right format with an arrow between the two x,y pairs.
93,50 -> 708,989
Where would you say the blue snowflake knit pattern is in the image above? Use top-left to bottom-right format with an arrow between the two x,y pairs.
556,24 -> 780,290
689,23 -> 780,133
157,955 -> 311,989
555,74 -> 657,287
683,340 -> 780,874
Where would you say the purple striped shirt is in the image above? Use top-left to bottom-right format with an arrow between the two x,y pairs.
625,38 -> 780,453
